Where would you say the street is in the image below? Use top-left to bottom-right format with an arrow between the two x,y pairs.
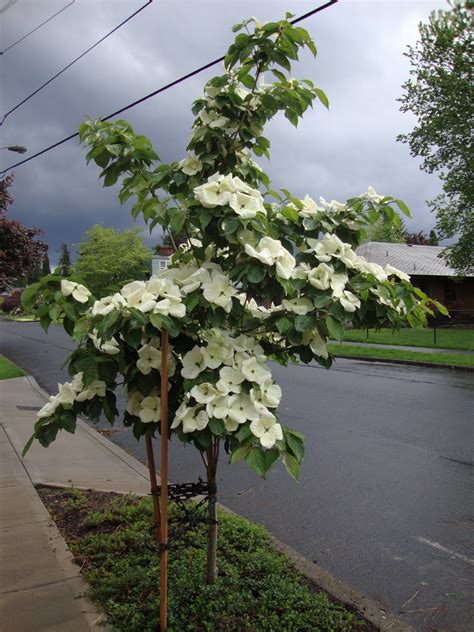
1,320 -> 472,631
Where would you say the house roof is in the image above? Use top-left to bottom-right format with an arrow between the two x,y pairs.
356,242 -> 469,277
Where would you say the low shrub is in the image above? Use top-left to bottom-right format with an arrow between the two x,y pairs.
0,289 -> 22,313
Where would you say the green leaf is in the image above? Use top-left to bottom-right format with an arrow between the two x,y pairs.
22,434 -> 35,457
283,453 -> 300,480
247,265 -> 266,284
21,283 -> 41,309
169,208 -> 187,234
394,198 -> 412,217
276,317 -> 293,335
326,315 -> 344,341
221,217 -> 240,235
230,445 -> 250,464
236,424 -> 252,443
281,206 -> 299,222
244,447 -> 268,478
286,431 -> 305,463
209,418 -> 225,435
294,314 -> 317,332
103,391 -> 117,423
433,300 -> 449,316
314,88 -> 329,109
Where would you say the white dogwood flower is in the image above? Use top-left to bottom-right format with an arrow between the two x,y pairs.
281,297 -> 313,315
250,412 -> 283,449
137,343 -> 162,375
181,346 -> 206,379
61,280 -> 91,303
250,383 -> 282,409
198,109 -> 230,129
245,237 -> 295,279
190,383 -> 219,404
202,273 -> 237,312
216,366 -> 245,394
206,395 -> 230,420
139,396 -> 161,423
227,393 -> 259,424
178,153 -> 202,176
229,190 -> 266,218
307,263 -> 333,290
37,396 -> 60,418
76,380 -> 106,402
241,357 -> 271,384
334,289 -> 361,313
385,264 -> 410,282
126,390 -> 143,417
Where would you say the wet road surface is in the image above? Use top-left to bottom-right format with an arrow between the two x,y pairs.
1,320 -> 473,631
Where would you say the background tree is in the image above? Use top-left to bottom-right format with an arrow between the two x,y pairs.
365,216 -> 406,243
73,224 -> 152,297
398,0 -> 473,273
0,175 -> 47,291
58,243 -> 71,276
41,254 -> 51,276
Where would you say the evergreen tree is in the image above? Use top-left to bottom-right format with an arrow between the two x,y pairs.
41,254 -> 51,276
58,243 -> 71,276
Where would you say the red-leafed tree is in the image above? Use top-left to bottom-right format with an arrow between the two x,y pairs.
0,174 -> 48,292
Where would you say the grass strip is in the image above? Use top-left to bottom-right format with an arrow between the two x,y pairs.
38,486 -> 368,632
0,354 -> 25,380
342,328 -> 473,351
330,344 -> 474,367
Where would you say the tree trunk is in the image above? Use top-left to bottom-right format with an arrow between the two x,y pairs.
205,439 -> 219,583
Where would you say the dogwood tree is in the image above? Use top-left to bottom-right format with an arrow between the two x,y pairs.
23,15 -> 445,582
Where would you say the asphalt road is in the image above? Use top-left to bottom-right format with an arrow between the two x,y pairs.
1,320 -> 473,631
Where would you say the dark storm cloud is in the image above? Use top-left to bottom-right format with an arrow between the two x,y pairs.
1,0 -> 445,265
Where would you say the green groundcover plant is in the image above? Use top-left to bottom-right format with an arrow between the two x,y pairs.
23,14 -> 446,581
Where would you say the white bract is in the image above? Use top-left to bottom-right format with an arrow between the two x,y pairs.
61,280 -> 91,303
245,236 -> 296,279
250,412 -> 283,449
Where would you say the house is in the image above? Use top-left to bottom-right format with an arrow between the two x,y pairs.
151,246 -> 173,276
356,242 -> 474,322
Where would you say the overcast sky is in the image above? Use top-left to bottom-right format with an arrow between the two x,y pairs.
1,0 -> 447,267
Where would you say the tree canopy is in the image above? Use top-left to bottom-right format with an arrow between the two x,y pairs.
398,0 -> 473,273
0,175 -> 48,291
73,224 -> 152,297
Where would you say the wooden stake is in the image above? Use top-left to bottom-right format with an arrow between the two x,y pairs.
144,433 -> 161,541
160,328 -> 169,631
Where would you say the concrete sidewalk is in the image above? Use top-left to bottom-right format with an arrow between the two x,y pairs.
0,376 -> 150,631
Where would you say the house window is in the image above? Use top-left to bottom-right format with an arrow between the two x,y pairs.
444,281 -> 457,304
159,260 -> 167,269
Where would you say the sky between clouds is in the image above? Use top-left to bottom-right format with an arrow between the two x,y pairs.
0,0 -> 447,266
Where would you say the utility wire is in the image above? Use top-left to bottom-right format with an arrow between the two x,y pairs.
0,0 -> 152,124
1,0 -> 338,173
0,0 -> 18,17
1,1 -> 75,55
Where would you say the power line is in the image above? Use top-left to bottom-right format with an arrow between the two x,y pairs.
1,0 -> 338,174
0,0 -> 153,125
1,1 -> 75,55
0,0 -> 18,17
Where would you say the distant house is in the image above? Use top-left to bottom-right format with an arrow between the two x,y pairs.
357,242 -> 474,321
151,246 -> 173,276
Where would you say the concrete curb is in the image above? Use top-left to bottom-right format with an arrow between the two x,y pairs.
24,374 -> 413,630
334,354 -> 474,372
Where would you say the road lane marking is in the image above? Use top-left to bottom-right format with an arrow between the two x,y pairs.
416,537 -> 474,565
